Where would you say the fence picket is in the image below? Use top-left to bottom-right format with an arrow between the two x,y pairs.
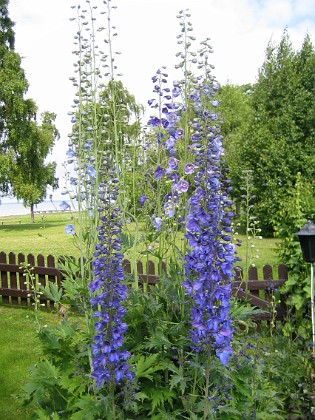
0,252 -> 9,304
18,253 -> 27,306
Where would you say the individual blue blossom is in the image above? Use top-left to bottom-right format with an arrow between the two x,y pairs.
167,157 -> 179,170
177,179 -> 189,193
202,85 -> 211,95
60,201 -> 70,211
165,137 -> 176,150
166,112 -> 179,126
84,140 -> 92,151
164,200 -> 176,217
66,148 -> 75,158
147,116 -> 161,127
216,346 -> 232,366
64,224 -> 75,235
153,217 -> 162,231
172,86 -> 181,97
154,166 -> 165,179
139,195 -> 147,206
70,177 -> 77,186
184,162 -> 195,175
174,127 -> 184,139
86,164 -> 96,178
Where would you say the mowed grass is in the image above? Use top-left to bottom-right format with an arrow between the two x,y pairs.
0,306 -> 59,419
0,212 -> 281,276
0,212 -> 78,258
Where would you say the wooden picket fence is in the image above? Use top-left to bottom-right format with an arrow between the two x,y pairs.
0,251 -> 288,319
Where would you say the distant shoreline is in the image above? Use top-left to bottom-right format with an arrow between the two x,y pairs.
0,200 -> 75,218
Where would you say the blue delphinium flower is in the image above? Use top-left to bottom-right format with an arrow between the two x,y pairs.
176,179 -> 189,193
66,148 -> 75,158
139,195 -> 147,206
153,216 -> 162,231
86,164 -> 97,178
89,180 -> 133,387
154,165 -> 165,179
64,224 -> 75,235
184,162 -> 195,175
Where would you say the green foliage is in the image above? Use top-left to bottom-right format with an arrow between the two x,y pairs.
272,173 -> 315,339
9,111 -> 59,222
0,1 -> 59,213
221,31 -> 315,235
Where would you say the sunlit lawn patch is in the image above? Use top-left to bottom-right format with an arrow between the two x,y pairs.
0,306 -> 59,419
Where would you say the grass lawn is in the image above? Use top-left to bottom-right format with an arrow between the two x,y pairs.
0,212 -> 281,277
0,306 -> 59,419
0,213 -> 78,257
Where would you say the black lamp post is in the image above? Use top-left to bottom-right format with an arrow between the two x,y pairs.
296,220 -> 315,355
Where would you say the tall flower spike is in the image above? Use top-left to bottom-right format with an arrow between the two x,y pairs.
89,172 -> 133,387
181,38 -> 236,366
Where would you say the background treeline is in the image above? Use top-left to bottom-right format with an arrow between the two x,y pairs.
218,30 -> 315,238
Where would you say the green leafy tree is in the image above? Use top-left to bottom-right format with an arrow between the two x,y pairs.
0,0 -> 59,217
225,31 -> 315,235
99,79 -> 143,147
217,84 -> 254,211
9,111 -> 59,222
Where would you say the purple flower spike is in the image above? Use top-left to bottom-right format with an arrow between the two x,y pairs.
89,185 -> 133,387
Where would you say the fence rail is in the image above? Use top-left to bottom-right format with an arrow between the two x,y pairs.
0,251 -> 288,319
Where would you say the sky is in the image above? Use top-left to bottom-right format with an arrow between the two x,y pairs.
7,0 -> 315,200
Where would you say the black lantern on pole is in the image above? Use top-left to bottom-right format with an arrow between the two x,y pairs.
296,220 -> 315,356
295,220 -> 315,263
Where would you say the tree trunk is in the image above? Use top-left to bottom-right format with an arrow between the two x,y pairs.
30,203 -> 35,223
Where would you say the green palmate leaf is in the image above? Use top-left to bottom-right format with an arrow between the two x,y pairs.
169,365 -> 188,395
59,370 -> 87,396
151,410 -> 181,420
230,300 -> 268,320
27,359 -> 61,388
133,391 -> 149,403
143,327 -> 172,350
35,411 -> 61,420
71,395 -> 106,420
147,387 -> 176,416
134,354 -> 166,380
119,231 -> 136,252
39,281 -> 63,303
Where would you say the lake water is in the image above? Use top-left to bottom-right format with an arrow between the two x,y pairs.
0,200 -> 73,217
